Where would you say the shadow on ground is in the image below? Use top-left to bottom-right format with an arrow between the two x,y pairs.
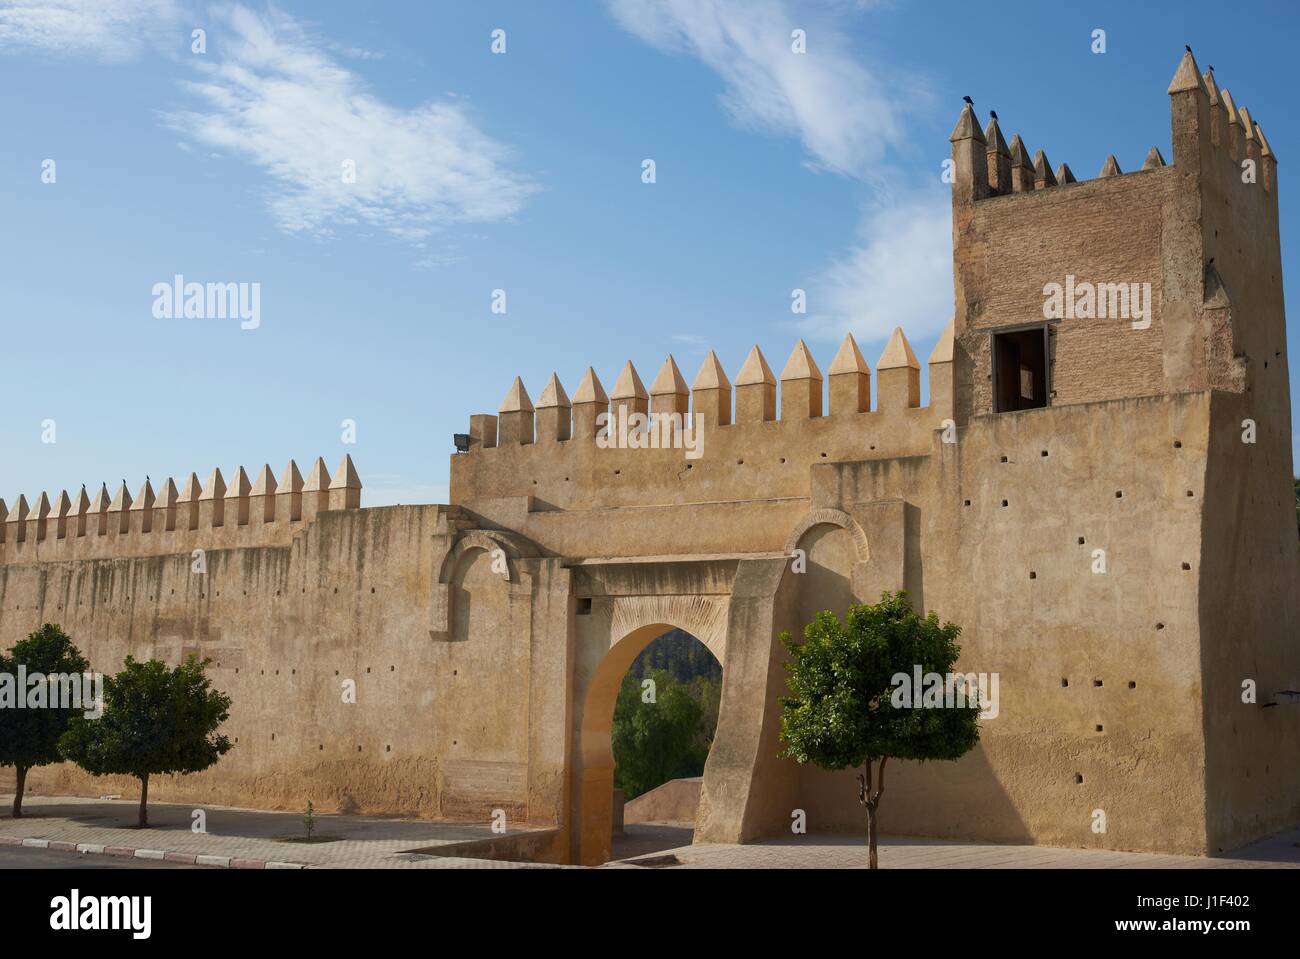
613,822 -> 694,862
0,796 -> 518,845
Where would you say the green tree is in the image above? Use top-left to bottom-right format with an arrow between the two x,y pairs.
0,624 -> 90,818
779,591 -> 980,868
611,668 -> 707,799
60,656 -> 232,827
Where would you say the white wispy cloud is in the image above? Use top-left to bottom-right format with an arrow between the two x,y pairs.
606,0 -> 908,178
606,0 -> 950,345
0,0 -> 182,61
799,190 -> 952,344
329,42 -> 385,61
163,4 -> 537,241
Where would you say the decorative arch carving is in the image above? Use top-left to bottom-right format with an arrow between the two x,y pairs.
437,529 -> 533,585
782,507 -> 870,561
430,528 -> 540,637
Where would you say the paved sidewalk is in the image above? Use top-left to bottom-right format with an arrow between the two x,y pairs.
610,827 -> 1300,869
6,794 -> 1300,869
0,795 -> 559,869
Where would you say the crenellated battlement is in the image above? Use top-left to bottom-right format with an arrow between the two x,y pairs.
0,455 -> 361,566
950,50 -> 1277,204
450,326 -> 954,510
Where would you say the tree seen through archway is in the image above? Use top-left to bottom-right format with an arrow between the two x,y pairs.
610,629 -> 721,800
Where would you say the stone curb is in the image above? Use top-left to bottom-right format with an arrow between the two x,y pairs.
0,832 -> 305,870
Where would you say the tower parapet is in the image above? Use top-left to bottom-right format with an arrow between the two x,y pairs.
948,49 -> 1279,420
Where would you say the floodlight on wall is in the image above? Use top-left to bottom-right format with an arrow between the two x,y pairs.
453,433 -> 471,453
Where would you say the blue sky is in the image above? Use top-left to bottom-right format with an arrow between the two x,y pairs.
1,0 -> 1297,507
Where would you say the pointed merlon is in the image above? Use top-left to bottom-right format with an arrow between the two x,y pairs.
251,465 -> 277,496
611,361 -> 649,400
226,467 -> 252,498
499,376 -> 534,413
159,477 -> 179,506
827,333 -> 871,415
90,483 -> 111,512
1220,88 -> 1239,125
179,473 -> 202,502
134,478 -> 156,510
1142,147 -> 1167,170
1054,162 -> 1077,184
877,327 -> 920,370
331,454 -> 361,490
983,115 -> 1010,156
828,334 -> 870,375
948,101 -> 986,144
734,345 -> 776,386
1167,48 -> 1208,95
650,356 -> 689,396
0,498 -> 7,524
1009,134 -> 1033,169
1100,154 -> 1122,177
52,490 -> 72,517
1238,106 -> 1256,143
691,350 -> 731,391
199,468 -> 226,501
572,367 -> 609,405
109,481 -> 132,512
780,340 -> 823,382
303,458 -> 330,492
71,486 -> 90,514
928,319 -> 955,365
30,491 -> 50,520
536,372 -> 571,409
1202,67 -> 1220,105
1256,123 -> 1274,158
9,494 -> 29,522
1033,150 -> 1057,187
250,465 -> 277,522
279,460 -> 304,493
329,454 -> 362,509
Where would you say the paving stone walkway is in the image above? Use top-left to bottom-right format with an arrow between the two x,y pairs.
610,826 -> 1300,869
5,795 -> 1299,869
0,795 -> 559,869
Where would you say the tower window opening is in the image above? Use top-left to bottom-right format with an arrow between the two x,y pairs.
992,326 -> 1049,413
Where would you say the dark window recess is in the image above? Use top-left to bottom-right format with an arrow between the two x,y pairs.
993,327 -> 1049,413
577,597 -> 593,615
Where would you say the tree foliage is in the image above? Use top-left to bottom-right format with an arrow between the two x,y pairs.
780,593 -> 979,768
0,624 -> 90,817
611,630 -> 723,800
631,629 -> 722,683
612,668 -> 715,800
60,656 -> 232,826
779,591 -> 980,867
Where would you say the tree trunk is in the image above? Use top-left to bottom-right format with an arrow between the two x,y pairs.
857,756 -> 888,869
866,801 -> 878,869
138,773 -> 149,828
13,766 -> 27,819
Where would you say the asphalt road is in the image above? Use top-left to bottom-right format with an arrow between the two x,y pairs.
0,845 -> 204,869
